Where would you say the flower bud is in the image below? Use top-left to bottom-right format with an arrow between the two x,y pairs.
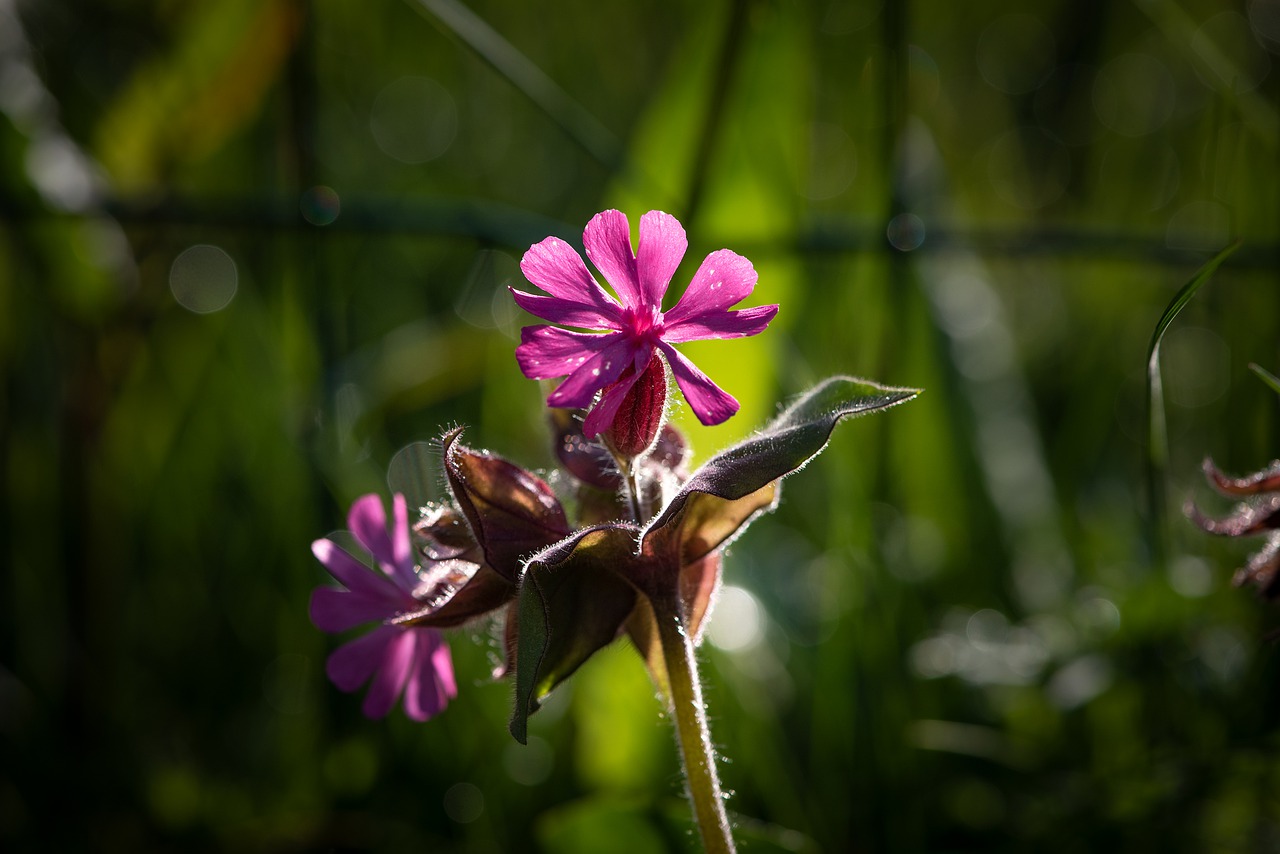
605,354 -> 667,459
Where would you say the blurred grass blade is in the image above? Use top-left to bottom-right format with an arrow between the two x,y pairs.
1135,0 -> 1279,148
1145,239 -> 1241,563
408,0 -> 621,168
1250,363 -> 1280,396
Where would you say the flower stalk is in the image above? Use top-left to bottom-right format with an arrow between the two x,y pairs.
308,207 -> 922,854
656,599 -> 735,854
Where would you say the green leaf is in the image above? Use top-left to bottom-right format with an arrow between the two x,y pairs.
510,524 -> 642,743
1145,240 -> 1241,562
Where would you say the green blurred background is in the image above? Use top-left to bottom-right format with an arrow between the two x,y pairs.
2,0 -> 1279,850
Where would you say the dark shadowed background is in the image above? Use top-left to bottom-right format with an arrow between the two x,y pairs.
2,0 -> 1279,850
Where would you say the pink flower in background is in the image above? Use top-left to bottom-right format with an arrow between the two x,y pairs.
310,493 -> 457,721
511,209 -> 779,438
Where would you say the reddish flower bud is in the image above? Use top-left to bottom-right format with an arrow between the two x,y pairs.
604,354 -> 667,459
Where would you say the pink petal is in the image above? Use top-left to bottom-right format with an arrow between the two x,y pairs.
658,342 -> 740,426
361,627 -> 417,719
348,494 -> 395,570
662,249 -> 759,325
582,365 -> 645,439
547,337 -> 637,410
583,210 -> 642,307
520,235 -> 623,311
516,326 -> 622,380
663,304 -> 779,343
311,538 -> 395,599
432,636 -> 459,699
310,586 -> 403,633
636,211 -> 687,310
402,631 -> 456,721
509,287 -> 623,330
389,494 -> 416,590
326,625 -> 397,692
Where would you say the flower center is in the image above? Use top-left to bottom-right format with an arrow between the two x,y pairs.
622,304 -> 664,344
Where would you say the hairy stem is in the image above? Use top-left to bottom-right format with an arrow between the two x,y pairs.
656,602 -> 735,854
603,437 -> 646,524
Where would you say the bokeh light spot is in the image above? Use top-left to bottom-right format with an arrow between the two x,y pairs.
1169,556 -> 1214,598
503,734 -> 554,786
886,212 -> 925,251
456,249 -> 520,332
1192,11 -> 1271,93
370,76 -> 458,164
169,245 -> 238,314
1165,200 -> 1231,251
707,585 -> 764,653
1160,325 -> 1231,408
300,185 -> 340,226
1047,655 -> 1112,709
1093,54 -> 1176,137
1251,0 -> 1280,53
976,14 -> 1057,95
443,782 -> 484,823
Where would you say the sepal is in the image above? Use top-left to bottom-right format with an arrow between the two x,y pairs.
442,428 -> 571,581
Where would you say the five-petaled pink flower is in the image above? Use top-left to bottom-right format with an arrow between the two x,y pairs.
310,493 -> 457,721
511,209 -> 779,438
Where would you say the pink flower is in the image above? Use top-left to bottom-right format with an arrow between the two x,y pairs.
310,493 -> 457,721
511,209 -> 779,438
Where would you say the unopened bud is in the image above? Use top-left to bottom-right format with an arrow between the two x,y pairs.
605,354 -> 667,459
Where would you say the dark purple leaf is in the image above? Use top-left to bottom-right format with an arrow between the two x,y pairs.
393,561 -> 516,629
645,376 -> 919,565
510,524 -> 642,743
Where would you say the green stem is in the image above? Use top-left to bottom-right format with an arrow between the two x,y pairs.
656,603 -> 735,854
622,462 -> 645,524
603,437 -> 646,524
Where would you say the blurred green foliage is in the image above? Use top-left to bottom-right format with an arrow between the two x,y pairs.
2,0 -> 1279,851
